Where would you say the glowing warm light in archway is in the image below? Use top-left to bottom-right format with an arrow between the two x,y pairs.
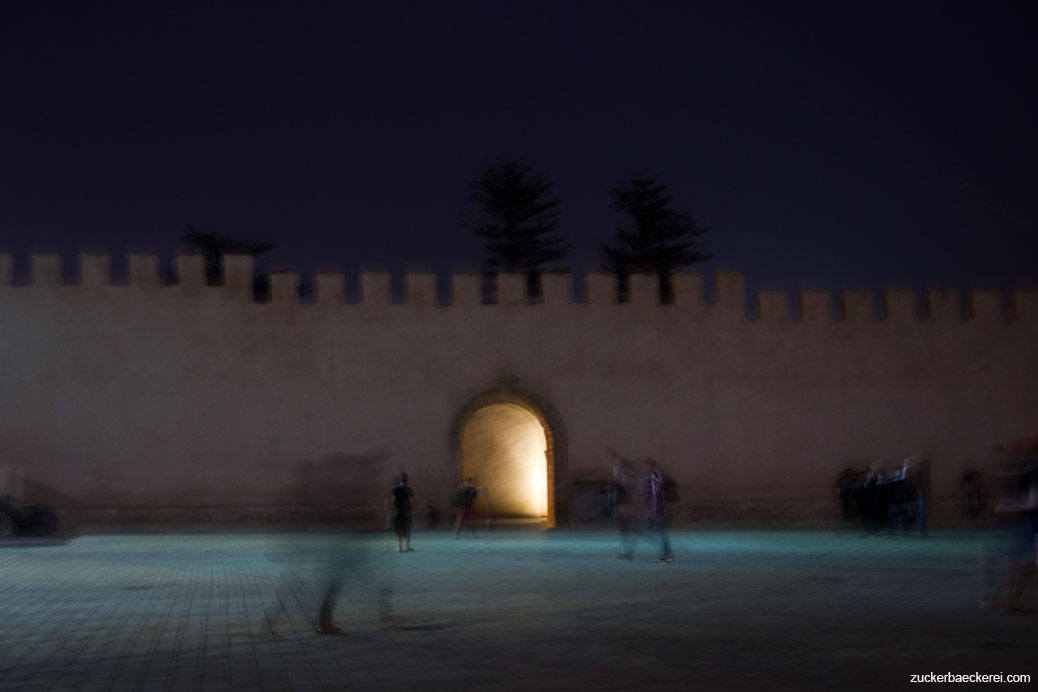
460,403 -> 548,517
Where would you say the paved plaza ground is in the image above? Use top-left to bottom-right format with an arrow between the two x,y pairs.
1,526 -> 1035,692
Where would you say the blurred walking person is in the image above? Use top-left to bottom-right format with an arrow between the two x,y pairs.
452,477 -> 479,538
611,450 -> 638,559
643,458 -> 674,563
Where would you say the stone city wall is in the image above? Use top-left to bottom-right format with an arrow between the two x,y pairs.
1,253 -> 1035,528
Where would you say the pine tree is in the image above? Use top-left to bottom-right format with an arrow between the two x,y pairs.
469,161 -> 569,300
603,178 -> 711,303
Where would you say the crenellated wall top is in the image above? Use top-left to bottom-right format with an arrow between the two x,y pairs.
0,252 -> 1033,323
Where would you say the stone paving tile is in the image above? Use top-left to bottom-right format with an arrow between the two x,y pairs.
0,529 -> 1035,691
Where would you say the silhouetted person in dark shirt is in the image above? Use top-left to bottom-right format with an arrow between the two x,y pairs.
837,468 -> 859,522
391,473 -> 415,552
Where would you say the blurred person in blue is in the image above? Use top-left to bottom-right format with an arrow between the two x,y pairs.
610,449 -> 639,559
643,458 -> 674,563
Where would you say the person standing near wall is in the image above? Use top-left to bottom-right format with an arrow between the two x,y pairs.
643,458 -> 674,563
391,473 -> 415,552
837,468 -> 859,523
863,463 -> 890,534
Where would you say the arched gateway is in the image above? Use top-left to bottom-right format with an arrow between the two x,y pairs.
449,380 -> 568,528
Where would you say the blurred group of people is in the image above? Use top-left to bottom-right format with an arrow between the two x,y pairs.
610,450 -> 675,563
837,457 -> 931,536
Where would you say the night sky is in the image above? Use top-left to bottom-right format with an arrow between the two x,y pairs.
2,1 -> 1036,294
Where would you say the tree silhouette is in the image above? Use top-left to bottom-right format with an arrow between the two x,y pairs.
181,228 -> 277,286
602,178 -> 712,303
161,227 -> 311,300
469,161 -> 569,300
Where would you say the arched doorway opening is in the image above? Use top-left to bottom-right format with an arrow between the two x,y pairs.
450,381 -> 566,527
460,403 -> 548,519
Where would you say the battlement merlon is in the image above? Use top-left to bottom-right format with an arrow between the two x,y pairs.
798,291 -> 831,321
841,291 -> 875,321
450,274 -> 482,306
80,254 -> 111,287
628,274 -> 659,307
926,289 -> 959,321
223,255 -> 253,299
884,291 -> 916,321
270,272 -> 299,304
756,291 -> 790,321
969,291 -> 1002,321
360,272 -> 391,305
497,274 -> 526,306
176,255 -> 205,290
585,273 -> 616,305
542,273 -> 571,304
1015,288 -> 1038,322
32,255 -> 63,285
714,273 -> 747,318
130,254 -> 159,287
316,273 -> 345,304
673,274 -> 705,306
406,273 -> 437,307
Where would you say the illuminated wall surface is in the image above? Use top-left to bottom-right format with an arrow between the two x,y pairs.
2,253 -> 1038,524
460,404 -> 547,518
